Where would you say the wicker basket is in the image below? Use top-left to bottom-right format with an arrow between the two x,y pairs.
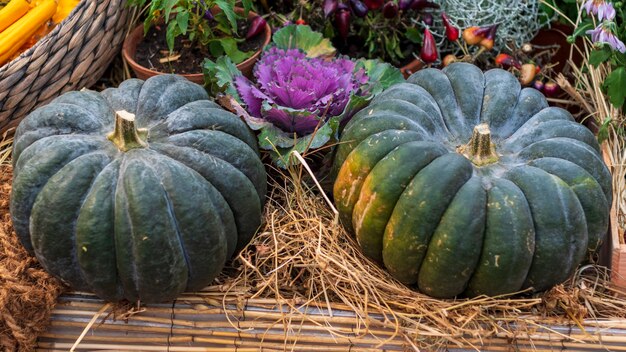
0,0 -> 131,134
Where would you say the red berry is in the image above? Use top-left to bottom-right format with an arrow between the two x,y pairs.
382,1 -> 398,18
246,16 -> 267,40
364,0 -> 383,10
420,28 -> 438,63
441,12 -> 459,41
494,53 -> 522,69
335,9 -> 350,40
543,81 -> 560,97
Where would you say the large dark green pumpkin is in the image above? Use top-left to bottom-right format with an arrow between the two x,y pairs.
10,75 -> 266,303
333,63 -> 611,298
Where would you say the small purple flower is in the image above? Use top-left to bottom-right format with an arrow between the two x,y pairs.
234,47 -> 368,136
583,0 -> 616,21
587,23 -> 626,53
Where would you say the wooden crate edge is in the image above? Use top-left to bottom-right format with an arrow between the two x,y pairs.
602,144 -> 626,290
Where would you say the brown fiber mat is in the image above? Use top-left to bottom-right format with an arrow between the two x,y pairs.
0,166 -> 64,351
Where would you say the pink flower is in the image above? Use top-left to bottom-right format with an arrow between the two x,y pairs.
583,0 -> 616,21
587,23 -> 626,53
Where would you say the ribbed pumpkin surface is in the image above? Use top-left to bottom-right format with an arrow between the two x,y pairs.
10,75 -> 266,303
333,63 -> 611,298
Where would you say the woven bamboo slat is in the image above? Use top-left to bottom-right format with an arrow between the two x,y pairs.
39,291 -> 626,351
0,0 -> 131,133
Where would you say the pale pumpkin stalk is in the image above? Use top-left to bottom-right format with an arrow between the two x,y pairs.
458,123 -> 499,166
0,0 -> 56,65
0,0 -> 31,33
107,110 -> 148,151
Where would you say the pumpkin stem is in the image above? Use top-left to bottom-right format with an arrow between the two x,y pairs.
459,123 -> 498,166
107,110 -> 148,152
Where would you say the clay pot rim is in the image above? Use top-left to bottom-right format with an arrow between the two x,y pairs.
400,58 -> 424,79
121,7 -> 271,80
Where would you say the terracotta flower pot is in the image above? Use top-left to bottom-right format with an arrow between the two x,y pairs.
400,59 -> 424,79
122,8 -> 270,84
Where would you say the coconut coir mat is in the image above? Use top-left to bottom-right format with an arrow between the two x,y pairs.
0,165 -> 64,352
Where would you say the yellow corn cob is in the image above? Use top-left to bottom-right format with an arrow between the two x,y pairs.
0,0 -> 55,66
52,0 -> 79,24
0,0 -> 32,33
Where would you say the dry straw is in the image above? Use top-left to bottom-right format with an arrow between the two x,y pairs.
0,128 -> 13,166
541,0 -> 626,240
216,152 -> 626,350
39,158 -> 626,350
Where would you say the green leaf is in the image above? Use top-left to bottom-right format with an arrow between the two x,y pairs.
215,0 -> 237,33
405,27 -> 421,44
202,56 -> 242,98
163,0 -> 178,20
384,35 -> 395,60
166,20 -> 179,52
144,0 -> 163,35
334,94 -> 371,136
604,67 -> 626,108
323,22 -> 335,39
176,9 -> 189,35
355,59 -> 404,95
615,52 -> 626,66
596,117 -> 612,144
258,121 -> 335,168
240,95 -> 346,167
241,0 -> 253,16
218,37 -> 253,64
572,21 -> 594,39
272,25 -> 336,57
208,40 -> 225,57
539,0 -> 555,19
588,47 -> 612,67
393,38 -> 404,60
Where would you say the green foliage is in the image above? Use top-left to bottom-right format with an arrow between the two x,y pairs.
202,55 -> 242,98
274,1 -> 429,66
128,0 -> 255,63
588,47 -> 612,67
539,0 -> 579,24
596,116 -> 612,144
404,27 -> 422,44
571,0 -> 626,110
272,24 -> 335,57
603,67 -> 626,108
203,26 -> 404,167
355,59 -> 405,96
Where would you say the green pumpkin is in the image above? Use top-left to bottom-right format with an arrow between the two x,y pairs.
332,63 -> 611,298
10,75 -> 266,303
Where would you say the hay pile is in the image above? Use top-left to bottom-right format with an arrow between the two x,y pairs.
548,1 -> 626,242
0,163 -> 64,351
225,165 -> 626,349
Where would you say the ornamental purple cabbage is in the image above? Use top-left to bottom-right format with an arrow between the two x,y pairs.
234,47 -> 368,136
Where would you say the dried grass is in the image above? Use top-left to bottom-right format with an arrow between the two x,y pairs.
0,128 -> 13,166
223,159 -> 626,350
542,0 -> 626,241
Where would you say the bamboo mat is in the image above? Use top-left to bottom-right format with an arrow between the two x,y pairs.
37,288 -> 626,352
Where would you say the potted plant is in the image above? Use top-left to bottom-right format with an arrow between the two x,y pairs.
262,0 -> 440,77
122,0 -> 271,83
204,25 -> 404,167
